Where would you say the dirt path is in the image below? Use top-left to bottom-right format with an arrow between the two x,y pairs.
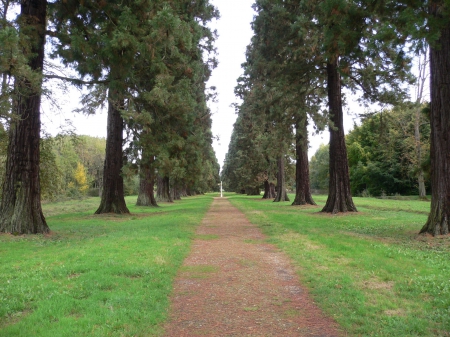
163,198 -> 342,336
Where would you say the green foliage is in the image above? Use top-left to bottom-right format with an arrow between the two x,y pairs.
229,194 -> 450,336
309,144 -> 330,191
346,107 -> 430,196
43,134 -> 106,200
0,195 -> 213,336
49,0 -> 220,199
40,136 -> 63,201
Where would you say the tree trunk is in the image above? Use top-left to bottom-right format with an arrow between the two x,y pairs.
274,156 -> 290,202
420,10 -> 450,235
136,154 -> 157,207
322,60 -> 357,213
95,89 -> 130,214
157,175 -> 173,202
415,107 -> 427,200
292,118 -> 316,206
172,182 -> 182,200
186,187 -> 193,196
0,0 -> 49,234
262,180 -> 276,199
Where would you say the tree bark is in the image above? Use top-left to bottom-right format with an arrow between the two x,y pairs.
156,175 -> 173,202
172,182 -> 182,200
420,8 -> 450,235
322,59 -> 357,213
136,154 -> 158,207
262,180 -> 276,199
95,88 -> 130,214
415,107 -> 427,200
0,0 -> 49,234
292,118 -> 316,206
274,156 -> 290,202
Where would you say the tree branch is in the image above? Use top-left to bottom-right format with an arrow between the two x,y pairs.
44,74 -> 108,85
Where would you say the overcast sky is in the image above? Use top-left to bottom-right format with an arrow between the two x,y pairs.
207,0 -> 254,171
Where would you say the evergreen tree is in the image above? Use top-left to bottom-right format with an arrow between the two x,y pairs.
228,0 -> 324,204
419,0 -> 450,235
0,0 -> 49,234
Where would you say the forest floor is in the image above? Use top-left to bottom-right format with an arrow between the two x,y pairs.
163,197 -> 343,337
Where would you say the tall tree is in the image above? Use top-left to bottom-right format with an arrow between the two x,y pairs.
0,0 -> 49,234
233,0 -> 323,204
321,59 -> 357,213
305,0 -> 412,213
273,155 -> 290,202
420,1 -> 450,235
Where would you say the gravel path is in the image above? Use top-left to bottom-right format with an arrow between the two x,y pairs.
163,197 -> 342,336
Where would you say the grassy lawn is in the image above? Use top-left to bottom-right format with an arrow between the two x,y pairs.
228,193 -> 450,337
2,193 -> 449,336
0,195 -> 213,337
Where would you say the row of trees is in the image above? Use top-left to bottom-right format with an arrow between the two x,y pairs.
0,0 -> 220,234
222,0 -> 450,236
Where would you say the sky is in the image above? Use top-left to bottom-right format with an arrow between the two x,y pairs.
207,0 -> 255,170
41,0 -> 361,171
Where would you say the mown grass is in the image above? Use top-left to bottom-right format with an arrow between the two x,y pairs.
0,195 -> 213,337
228,193 -> 450,337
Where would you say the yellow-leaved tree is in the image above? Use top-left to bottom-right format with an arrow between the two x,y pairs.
74,162 -> 89,194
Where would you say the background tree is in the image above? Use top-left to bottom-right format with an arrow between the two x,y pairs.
345,108 -> 430,197
309,144 -> 330,192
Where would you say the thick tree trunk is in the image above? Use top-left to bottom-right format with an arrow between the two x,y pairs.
262,180 -> 276,199
292,118 -> 316,206
274,156 -> 290,202
322,60 -> 357,213
95,89 -> 130,214
157,175 -> 173,202
0,0 -> 49,234
420,11 -> 450,235
136,154 -> 157,207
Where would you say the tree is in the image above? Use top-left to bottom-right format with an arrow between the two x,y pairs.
136,152 -> 157,207
322,59 -> 357,213
346,109 -> 430,197
419,1 -> 450,235
0,0 -> 49,234
273,155 -> 290,202
74,162 -> 89,195
229,0 -> 324,205
292,118 -> 316,205
298,0 -> 412,213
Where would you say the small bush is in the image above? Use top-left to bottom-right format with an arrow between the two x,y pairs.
360,189 -> 371,198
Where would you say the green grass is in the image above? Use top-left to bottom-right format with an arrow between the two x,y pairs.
227,193 -> 450,337
0,195 -> 213,337
2,193 -> 449,336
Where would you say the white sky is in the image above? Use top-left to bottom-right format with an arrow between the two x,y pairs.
40,0 -> 366,171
